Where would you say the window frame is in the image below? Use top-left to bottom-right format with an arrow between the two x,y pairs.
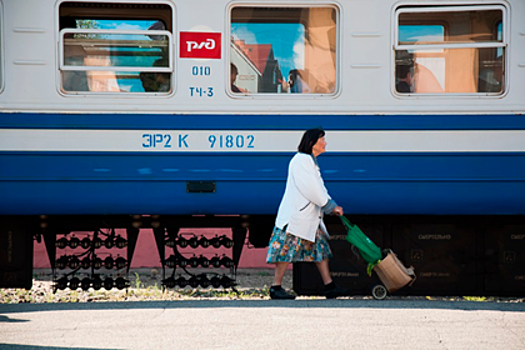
56,0 -> 176,97
226,2 -> 341,99
59,29 -> 173,73
393,3 -> 508,98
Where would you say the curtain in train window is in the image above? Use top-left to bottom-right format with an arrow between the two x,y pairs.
58,3 -> 173,94
395,6 -> 505,94
230,6 -> 338,94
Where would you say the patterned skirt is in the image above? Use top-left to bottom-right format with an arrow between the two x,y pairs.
266,226 -> 333,263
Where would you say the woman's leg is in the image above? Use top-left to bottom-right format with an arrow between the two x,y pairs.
270,261 -> 295,299
315,259 -> 333,285
273,261 -> 290,286
315,258 -> 351,298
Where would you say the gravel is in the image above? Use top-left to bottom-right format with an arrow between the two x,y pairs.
1,268 -> 523,304
0,268 -> 292,303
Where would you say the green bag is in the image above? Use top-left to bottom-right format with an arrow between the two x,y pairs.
340,216 -> 383,275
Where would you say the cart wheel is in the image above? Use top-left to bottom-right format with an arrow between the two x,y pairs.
372,285 -> 387,300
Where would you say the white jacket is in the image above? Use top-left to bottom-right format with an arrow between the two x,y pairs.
275,153 -> 331,242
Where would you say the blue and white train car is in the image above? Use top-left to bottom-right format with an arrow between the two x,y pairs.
0,0 -> 524,292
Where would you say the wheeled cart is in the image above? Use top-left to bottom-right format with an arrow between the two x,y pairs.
371,250 -> 416,300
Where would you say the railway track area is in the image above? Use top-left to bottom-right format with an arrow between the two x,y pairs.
1,268 -> 523,304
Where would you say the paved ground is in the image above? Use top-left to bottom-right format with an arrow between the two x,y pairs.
1,298 -> 524,350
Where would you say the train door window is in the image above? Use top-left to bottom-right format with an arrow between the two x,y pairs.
58,2 -> 173,94
394,5 -> 506,95
230,6 -> 338,95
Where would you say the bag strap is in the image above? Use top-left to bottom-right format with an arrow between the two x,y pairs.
340,215 -> 355,228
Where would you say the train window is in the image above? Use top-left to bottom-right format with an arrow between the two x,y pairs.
395,6 -> 505,95
230,6 -> 338,95
58,2 -> 173,94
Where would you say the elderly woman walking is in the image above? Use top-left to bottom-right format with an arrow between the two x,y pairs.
266,128 -> 350,299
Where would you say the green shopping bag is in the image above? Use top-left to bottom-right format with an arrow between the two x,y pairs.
340,216 -> 383,275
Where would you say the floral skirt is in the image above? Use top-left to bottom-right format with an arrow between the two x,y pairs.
266,226 -> 333,263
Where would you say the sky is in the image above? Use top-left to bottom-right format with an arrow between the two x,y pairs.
231,23 -> 305,77
89,19 -> 158,31
399,25 -> 444,44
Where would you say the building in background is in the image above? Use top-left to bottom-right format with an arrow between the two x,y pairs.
231,39 -> 283,93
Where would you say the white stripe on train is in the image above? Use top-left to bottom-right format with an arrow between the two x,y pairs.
1,129 -> 525,153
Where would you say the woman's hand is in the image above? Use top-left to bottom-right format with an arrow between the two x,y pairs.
333,206 -> 343,216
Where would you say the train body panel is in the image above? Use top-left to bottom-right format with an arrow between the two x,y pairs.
0,0 -> 522,114
1,111 -> 525,215
1,149 -> 525,215
1,0 -> 524,216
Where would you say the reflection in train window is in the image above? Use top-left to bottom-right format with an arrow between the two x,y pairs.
395,6 -> 505,94
230,6 -> 338,95
58,2 -> 173,94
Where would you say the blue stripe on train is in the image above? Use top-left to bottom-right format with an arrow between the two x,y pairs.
1,152 -> 524,215
1,178 -> 523,215
1,112 -> 525,130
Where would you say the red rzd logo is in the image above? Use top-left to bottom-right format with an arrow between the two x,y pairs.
180,32 -> 221,59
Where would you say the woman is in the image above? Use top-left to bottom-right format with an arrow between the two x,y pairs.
266,128 -> 350,299
288,69 -> 311,93
230,63 -> 248,93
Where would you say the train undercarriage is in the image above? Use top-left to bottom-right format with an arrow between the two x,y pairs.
1,214 -> 524,297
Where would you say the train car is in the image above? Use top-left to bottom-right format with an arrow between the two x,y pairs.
1,0 -> 524,295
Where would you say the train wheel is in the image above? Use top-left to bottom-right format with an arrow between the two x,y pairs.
372,285 -> 388,300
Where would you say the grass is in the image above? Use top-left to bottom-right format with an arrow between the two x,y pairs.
1,286 -> 522,304
257,271 -> 271,277
133,272 -> 143,289
0,279 -> 272,304
1,271 -> 522,304
5,285 -> 520,304
462,296 -> 492,302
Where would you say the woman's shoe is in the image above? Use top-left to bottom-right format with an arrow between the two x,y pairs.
325,286 -> 351,299
270,287 -> 296,300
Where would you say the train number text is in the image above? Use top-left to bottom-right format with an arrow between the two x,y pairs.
142,134 -> 173,148
208,134 -> 255,149
192,66 -> 211,76
189,87 -> 214,97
